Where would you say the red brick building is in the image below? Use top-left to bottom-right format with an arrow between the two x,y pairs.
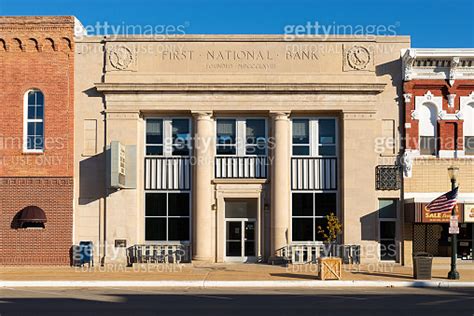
0,16 -> 77,264
402,49 -> 474,264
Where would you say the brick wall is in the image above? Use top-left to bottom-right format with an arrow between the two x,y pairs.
0,16 -> 75,265
403,80 -> 474,151
0,178 -> 73,265
0,16 -> 75,177
404,158 -> 474,192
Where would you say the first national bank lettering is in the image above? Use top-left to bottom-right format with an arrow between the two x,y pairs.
160,48 -> 319,71
160,49 -> 319,61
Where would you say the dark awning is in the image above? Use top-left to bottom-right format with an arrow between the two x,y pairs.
18,206 -> 47,223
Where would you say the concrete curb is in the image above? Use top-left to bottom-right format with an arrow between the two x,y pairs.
0,280 -> 473,288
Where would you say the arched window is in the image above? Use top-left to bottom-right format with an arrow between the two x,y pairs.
419,103 -> 437,155
464,103 -> 474,155
24,89 -> 44,152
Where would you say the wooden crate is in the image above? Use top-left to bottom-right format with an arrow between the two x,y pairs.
318,257 -> 342,280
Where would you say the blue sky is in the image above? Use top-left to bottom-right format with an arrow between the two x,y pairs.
0,0 -> 473,47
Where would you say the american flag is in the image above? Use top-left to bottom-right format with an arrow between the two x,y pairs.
426,187 -> 458,213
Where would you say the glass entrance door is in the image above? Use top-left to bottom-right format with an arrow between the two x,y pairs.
225,219 -> 256,262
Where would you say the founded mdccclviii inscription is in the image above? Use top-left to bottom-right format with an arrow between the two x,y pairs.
159,48 -> 320,71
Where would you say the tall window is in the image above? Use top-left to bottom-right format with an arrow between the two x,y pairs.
419,103 -> 437,155
292,118 -> 337,156
216,118 -> 267,156
379,199 -> 397,261
145,192 -> 190,241
24,90 -> 44,152
292,192 -> 337,242
464,104 -> 474,155
145,118 -> 191,156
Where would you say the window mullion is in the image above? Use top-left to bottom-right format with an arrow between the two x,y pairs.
313,192 -> 316,242
312,119 -> 318,157
163,119 -> 172,156
166,192 -> 169,241
237,119 -> 245,156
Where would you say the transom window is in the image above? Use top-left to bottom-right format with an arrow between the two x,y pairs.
216,118 -> 267,156
146,118 -> 191,156
292,118 -> 337,156
24,89 -> 44,152
292,192 -> 337,242
145,192 -> 190,241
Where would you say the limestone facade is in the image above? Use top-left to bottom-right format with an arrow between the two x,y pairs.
72,34 -> 410,264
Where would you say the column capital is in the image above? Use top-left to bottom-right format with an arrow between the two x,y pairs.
192,111 -> 213,120
269,111 -> 291,120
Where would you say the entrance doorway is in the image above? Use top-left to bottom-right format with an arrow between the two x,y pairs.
224,199 -> 258,262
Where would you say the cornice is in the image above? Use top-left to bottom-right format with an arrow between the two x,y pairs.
402,48 -> 474,84
96,34 -> 409,43
95,82 -> 386,94
402,48 -> 474,58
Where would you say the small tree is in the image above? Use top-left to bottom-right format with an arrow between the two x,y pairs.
317,212 -> 342,243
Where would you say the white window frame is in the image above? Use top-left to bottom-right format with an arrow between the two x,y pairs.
418,103 -> 439,156
145,117 -> 192,157
215,117 -> 268,157
413,92 -> 442,157
23,89 -> 45,153
291,117 -> 338,157
144,190 -> 191,243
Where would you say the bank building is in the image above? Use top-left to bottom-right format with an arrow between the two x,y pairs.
1,16 -> 472,267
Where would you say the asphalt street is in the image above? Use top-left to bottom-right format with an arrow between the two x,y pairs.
0,287 -> 473,316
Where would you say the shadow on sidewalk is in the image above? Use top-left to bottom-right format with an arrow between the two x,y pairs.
351,271 -> 418,280
270,273 -> 318,280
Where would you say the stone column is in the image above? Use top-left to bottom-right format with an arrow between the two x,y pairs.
269,111 -> 291,261
192,111 -> 214,262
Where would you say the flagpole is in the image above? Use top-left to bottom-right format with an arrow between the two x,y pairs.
447,166 -> 460,280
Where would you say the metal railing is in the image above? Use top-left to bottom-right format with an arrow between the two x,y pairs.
215,156 -> 268,179
291,157 -> 337,190
145,157 -> 191,190
127,244 -> 191,265
277,243 -> 360,265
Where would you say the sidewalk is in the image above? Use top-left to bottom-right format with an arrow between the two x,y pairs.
1,263 -> 473,285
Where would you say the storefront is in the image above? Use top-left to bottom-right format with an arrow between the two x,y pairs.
406,201 -> 474,261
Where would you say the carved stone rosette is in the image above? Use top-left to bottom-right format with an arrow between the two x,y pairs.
107,45 -> 136,71
343,45 -> 373,72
